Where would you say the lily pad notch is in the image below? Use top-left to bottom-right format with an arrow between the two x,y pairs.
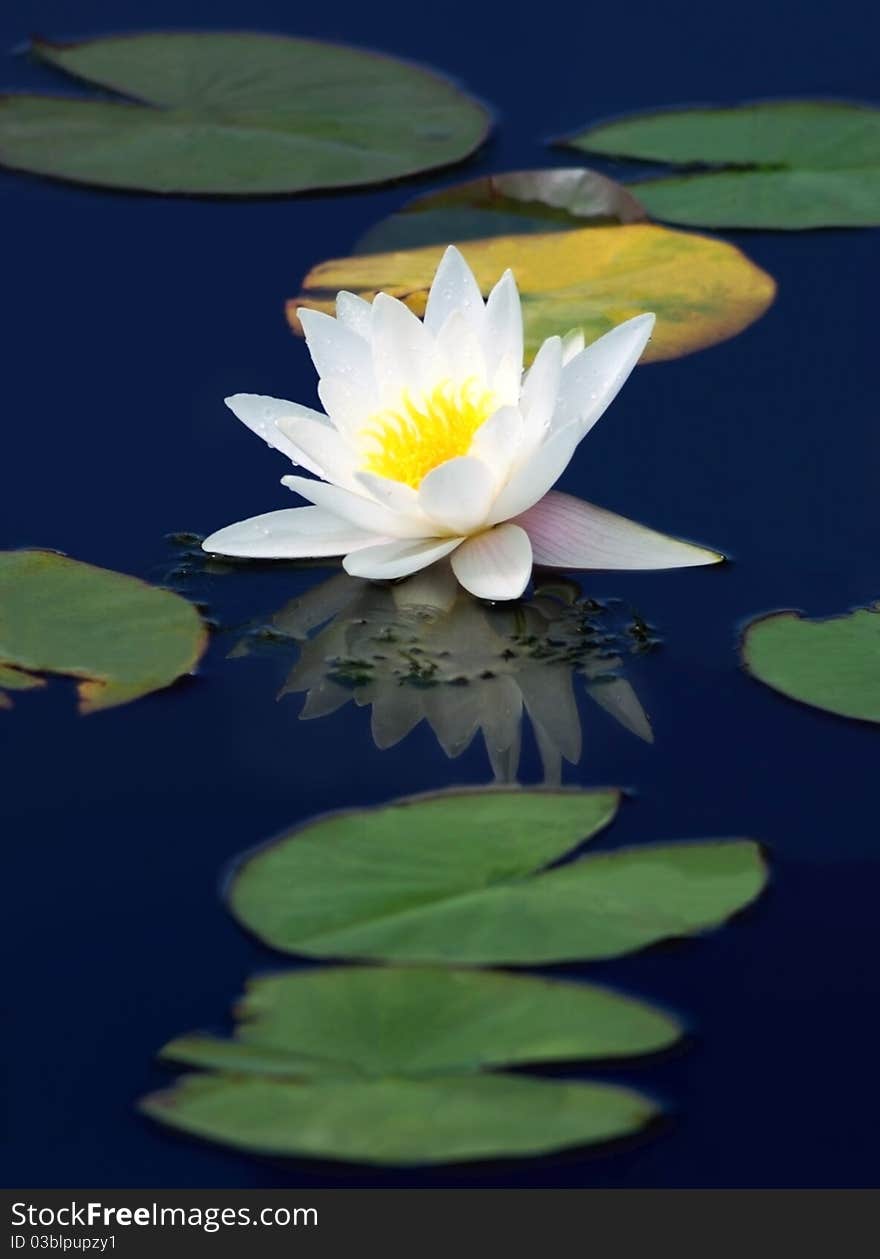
226,788 -> 768,965
558,100 -> 880,229
742,604 -> 880,723
0,550 -> 207,712
0,32 -> 492,195
146,787 -> 768,1163
142,964 -> 676,1163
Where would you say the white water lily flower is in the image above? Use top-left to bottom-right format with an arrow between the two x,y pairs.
203,246 -> 721,599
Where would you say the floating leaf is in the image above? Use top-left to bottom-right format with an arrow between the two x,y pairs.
560,101 -> 880,228
228,789 -> 767,964
159,1037 -> 338,1079
141,1072 -> 656,1165
0,33 -> 490,195
288,222 -> 775,363
0,664 -> 45,710
742,606 -> 880,723
162,966 -> 680,1078
356,167 -> 647,253
0,550 -> 206,712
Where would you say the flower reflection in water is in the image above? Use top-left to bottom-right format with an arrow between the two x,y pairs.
235,564 -> 655,783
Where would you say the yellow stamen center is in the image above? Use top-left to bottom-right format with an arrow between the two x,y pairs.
360,378 -> 496,489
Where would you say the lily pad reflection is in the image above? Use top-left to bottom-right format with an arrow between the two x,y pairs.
234,564 -> 656,781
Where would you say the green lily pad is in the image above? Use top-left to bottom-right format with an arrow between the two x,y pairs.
159,1038 -> 340,1080
0,664 -> 45,709
742,606 -> 880,723
141,1072 -> 657,1165
0,550 -> 206,712
559,101 -> 880,228
161,966 -> 681,1078
356,167 -> 647,253
228,789 -> 767,964
0,33 -> 490,195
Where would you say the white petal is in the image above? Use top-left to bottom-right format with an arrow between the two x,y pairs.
275,417 -> 358,489
450,523 -> 533,600
519,336 -> 562,451
561,329 -> 585,365
271,570 -> 364,638
424,245 -> 484,334
423,685 -> 481,757
335,291 -> 372,338
586,676 -> 654,743
490,351 -> 522,408
343,535 -> 463,580
518,662 -> 582,764
551,313 -> 655,438
282,474 -> 428,539
371,689 -> 426,748
469,406 -> 524,480
483,269 -> 523,387
298,308 -> 375,393
356,472 -> 422,517
370,292 -> 436,403
298,681 -> 352,719
318,374 -> 377,437
418,456 -> 496,535
435,309 -> 486,386
487,420 -> 583,524
533,721 -> 563,787
224,394 -> 329,472
482,675 -> 523,782
202,507 -> 379,559
516,490 -> 724,569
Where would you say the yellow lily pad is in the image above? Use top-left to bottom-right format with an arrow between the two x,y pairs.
288,221 -> 776,363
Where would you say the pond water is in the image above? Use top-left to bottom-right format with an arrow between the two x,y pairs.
4,0 -> 879,1188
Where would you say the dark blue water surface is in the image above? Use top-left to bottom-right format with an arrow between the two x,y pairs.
4,0 -> 879,1188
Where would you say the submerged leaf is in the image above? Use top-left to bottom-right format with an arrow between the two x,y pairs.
141,1071 -> 657,1165
228,788 -> 767,963
356,167 -> 647,253
0,33 -> 490,195
742,606 -> 880,722
161,966 -> 681,1078
0,550 -> 206,712
560,101 -> 880,228
289,223 -> 775,363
